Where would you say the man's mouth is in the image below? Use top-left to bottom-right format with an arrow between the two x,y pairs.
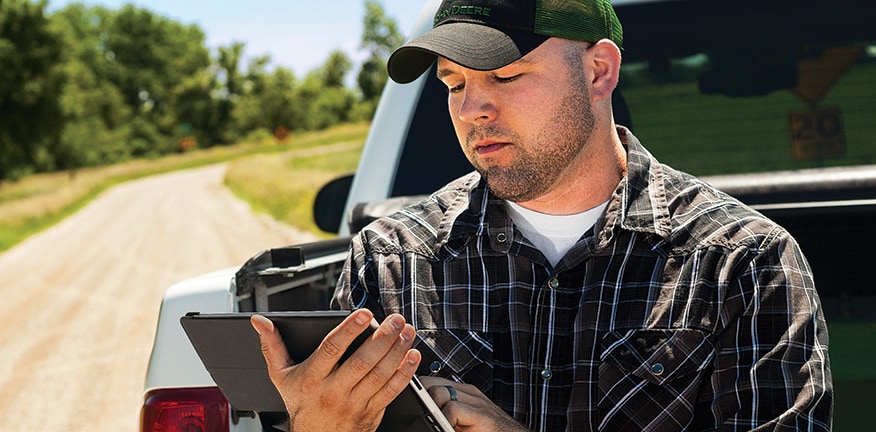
474,140 -> 510,155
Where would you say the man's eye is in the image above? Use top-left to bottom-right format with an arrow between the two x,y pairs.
495,74 -> 521,83
447,83 -> 464,94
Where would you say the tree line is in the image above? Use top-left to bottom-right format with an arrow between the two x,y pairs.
0,0 -> 403,182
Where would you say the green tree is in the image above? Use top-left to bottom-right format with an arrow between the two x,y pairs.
215,42 -> 245,142
0,0 -> 405,181
356,0 -> 403,118
360,1 -> 404,59
357,53 -> 386,103
218,42 -> 245,97
320,49 -> 353,89
0,0 -> 65,181
101,5 -> 212,155
232,57 -> 303,138
171,66 -> 221,149
261,67 -> 302,133
297,50 -> 356,130
56,56 -> 133,167
50,4 -> 132,170
306,85 -> 355,130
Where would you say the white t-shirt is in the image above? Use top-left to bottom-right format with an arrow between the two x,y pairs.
505,200 -> 609,267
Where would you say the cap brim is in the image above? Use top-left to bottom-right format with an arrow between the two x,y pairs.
388,22 -> 549,84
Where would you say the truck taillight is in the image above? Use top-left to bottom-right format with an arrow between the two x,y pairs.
141,387 -> 229,432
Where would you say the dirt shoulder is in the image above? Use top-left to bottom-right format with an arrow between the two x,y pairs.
0,164 -> 317,431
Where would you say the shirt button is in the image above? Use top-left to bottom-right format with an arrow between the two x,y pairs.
430,361 -> 442,374
651,363 -> 665,376
496,232 -> 507,243
548,277 -> 559,289
541,369 -> 553,380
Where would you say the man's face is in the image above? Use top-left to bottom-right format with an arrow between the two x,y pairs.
436,38 -> 596,203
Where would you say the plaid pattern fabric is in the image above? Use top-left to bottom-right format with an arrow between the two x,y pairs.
332,128 -> 832,431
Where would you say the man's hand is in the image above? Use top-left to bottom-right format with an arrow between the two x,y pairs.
420,376 -> 529,432
251,309 -> 421,432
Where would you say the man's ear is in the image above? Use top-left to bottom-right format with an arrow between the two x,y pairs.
588,39 -> 622,102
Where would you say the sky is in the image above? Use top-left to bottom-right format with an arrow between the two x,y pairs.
45,0 -> 427,78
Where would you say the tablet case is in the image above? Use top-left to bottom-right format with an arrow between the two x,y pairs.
180,311 -> 453,432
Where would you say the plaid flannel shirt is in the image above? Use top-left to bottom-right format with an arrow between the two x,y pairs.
332,127 -> 833,431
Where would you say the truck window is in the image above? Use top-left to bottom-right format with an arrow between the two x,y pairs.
615,0 -> 876,176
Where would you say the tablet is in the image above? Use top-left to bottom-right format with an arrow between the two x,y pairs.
180,311 -> 453,432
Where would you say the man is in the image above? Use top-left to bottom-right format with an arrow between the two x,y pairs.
252,0 -> 833,430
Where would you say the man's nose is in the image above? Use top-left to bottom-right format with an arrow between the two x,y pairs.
456,83 -> 497,124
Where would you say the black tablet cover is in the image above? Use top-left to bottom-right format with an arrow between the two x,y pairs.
180,311 -> 452,432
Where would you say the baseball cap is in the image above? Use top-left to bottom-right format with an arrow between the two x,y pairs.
387,0 -> 623,84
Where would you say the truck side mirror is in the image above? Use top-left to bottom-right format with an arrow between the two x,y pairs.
313,174 -> 354,234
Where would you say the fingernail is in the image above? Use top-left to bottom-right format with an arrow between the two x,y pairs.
353,309 -> 372,325
250,314 -> 273,335
400,325 -> 415,342
389,315 -> 404,330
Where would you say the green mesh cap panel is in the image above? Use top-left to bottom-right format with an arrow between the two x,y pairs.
533,0 -> 623,47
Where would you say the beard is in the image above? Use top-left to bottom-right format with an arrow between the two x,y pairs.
466,68 -> 596,203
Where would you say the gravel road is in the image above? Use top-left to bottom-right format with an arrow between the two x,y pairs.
0,164 -> 318,431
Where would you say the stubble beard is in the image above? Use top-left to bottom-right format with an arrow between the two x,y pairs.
468,67 -> 596,203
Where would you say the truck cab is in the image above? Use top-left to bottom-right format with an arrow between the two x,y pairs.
142,1 -> 876,431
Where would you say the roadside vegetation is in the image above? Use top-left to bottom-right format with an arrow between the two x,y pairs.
0,123 -> 368,252
0,1 -> 400,182
0,0 -> 397,252
224,124 -> 367,238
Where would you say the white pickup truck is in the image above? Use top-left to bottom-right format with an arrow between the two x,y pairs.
140,0 -> 876,430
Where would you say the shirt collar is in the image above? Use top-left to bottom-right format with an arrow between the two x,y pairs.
432,126 -> 672,255
614,126 -> 673,239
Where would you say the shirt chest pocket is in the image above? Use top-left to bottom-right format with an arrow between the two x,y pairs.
597,329 -> 715,429
415,329 -> 493,391
601,328 -> 715,385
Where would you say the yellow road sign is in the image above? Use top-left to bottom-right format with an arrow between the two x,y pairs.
794,47 -> 863,104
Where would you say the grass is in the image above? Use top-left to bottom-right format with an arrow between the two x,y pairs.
223,124 -> 367,237
0,122 -> 370,252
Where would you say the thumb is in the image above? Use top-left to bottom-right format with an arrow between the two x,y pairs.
251,314 -> 295,373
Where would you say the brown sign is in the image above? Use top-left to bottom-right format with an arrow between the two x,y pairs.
789,106 -> 845,161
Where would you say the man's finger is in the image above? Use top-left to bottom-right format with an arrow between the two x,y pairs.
368,349 -> 422,409
308,308 -> 376,376
337,314 -> 408,382
352,323 -> 418,398
251,314 -> 295,373
421,377 -> 484,408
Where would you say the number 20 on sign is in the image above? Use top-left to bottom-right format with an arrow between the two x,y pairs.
789,106 -> 846,161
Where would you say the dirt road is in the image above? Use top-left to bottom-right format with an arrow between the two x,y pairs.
0,164 -> 318,431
